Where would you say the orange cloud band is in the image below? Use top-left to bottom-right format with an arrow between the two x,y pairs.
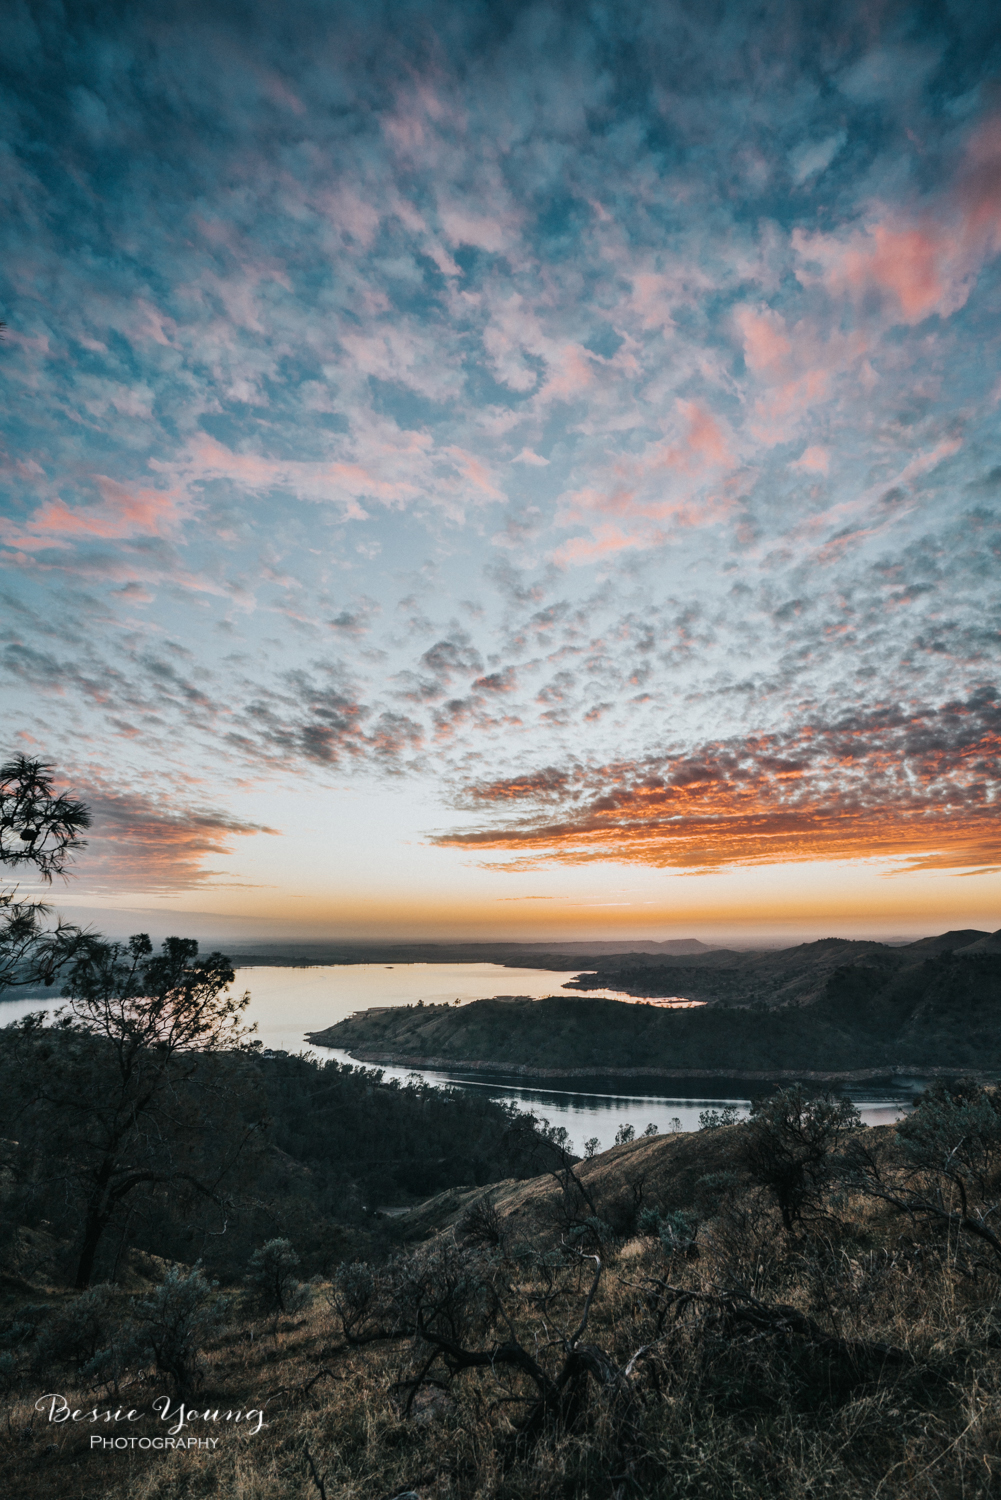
436,698 -> 1001,872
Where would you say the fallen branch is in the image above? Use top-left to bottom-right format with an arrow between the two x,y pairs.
647,1282 -> 911,1368
304,1445 -> 327,1500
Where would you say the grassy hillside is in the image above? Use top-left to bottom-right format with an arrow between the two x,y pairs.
6,1088 -> 1001,1500
312,952 -> 1001,1078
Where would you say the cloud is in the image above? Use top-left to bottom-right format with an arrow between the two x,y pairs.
1,0 -> 1000,903
0,481 -> 192,552
792,446 -> 830,474
69,781 -> 277,893
793,119 -> 1001,326
434,688 -> 1001,873
789,131 -> 846,185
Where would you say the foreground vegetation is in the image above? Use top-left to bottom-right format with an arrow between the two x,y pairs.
0,1002 -> 562,1289
5,1078 -> 1001,1498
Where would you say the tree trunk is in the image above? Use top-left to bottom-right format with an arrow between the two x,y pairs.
75,1160 -> 117,1288
74,1207 -> 110,1289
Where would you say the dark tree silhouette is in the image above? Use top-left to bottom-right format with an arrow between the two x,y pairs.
0,757 -> 94,991
6,933 -> 264,1288
0,756 -> 90,878
740,1086 -> 862,1232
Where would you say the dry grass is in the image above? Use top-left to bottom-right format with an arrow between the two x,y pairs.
4,1131 -> 1001,1499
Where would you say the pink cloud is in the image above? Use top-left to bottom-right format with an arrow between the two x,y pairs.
735,306 -> 792,374
843,225 -> 946,321
676,401 -> 731,468
320,187 -> 381,250
439,206 -> 510,253
793,116 -> 1001,326
792,446 -> 830,474
750,367 -> 831,443
538,344 -> 597,402
552,401 -> 738,561
131,299 -> 177,347
445,447 -> 505,500
258,71 -> 306,115
0,479 -> 191,551
552,525 -> 648,567
158,427 -> 499,524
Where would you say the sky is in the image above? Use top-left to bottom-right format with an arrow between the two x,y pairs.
1,0 -> 1000,945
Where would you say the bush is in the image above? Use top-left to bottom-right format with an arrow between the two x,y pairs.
243,1237 -> 312,1316
742,1087 -> 862,1231
33,1283 -> 119,1374
457,1194 -> 505,1250
637,1206 -> 699,1254
126,1263 -> 231,1397
0,1303 -> 49,1390
329,1260 -> 380,1343
896,1078 -> 1001,1179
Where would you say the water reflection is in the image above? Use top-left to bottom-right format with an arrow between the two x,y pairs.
312,1049 -> 925,1154
0,963 -> 929,1157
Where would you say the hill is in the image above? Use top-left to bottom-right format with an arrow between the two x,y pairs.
6,1087 -> 1001,1500
219,936 -> 730,969
562,931 -> 998,1006
311,946 -> 1001,1080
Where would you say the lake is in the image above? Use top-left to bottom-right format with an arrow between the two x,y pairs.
1,962 -> 927,1154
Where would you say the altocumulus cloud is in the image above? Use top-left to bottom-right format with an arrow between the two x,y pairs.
0,0 -> 999,888
436,688 -> 1001,873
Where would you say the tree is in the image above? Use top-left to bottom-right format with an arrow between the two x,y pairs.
3,933 -> 266,1287
740,1087 -> 862,1232
0,756 -> 93,992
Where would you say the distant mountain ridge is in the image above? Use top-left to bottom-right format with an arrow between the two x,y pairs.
309,929 -> 1001,1081
221,937 -> 729,968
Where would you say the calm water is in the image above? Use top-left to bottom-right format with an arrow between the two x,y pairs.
1,963 -> 926,1155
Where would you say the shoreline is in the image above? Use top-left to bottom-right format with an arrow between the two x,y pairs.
308,1041 -> 989,1087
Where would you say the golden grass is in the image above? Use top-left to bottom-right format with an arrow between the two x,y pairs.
5,1137 -> 1001,1499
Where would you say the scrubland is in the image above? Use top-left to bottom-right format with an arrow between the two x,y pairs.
5,1086 -> 1001,1500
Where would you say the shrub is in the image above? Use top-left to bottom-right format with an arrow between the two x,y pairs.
741,1087 -> 862,1232
636,1206 -> 699,1254
126,1263 -> 231,1397
458,1194 -> 505,1250
329,1260 -> 380,1343
699,1105 -> 741,1130
0,1303 -> 49,1390
637,1205 -> 662,1236
614,1123 -> 635,1145
33,1283 -> 119,1373
243,1237 -> 312,1316
896,1078 -> 1001,1179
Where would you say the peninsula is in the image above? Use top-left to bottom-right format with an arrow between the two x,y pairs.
309,929 -> 1001,1082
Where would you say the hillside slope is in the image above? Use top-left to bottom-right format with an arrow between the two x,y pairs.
311,950 -> 1001,1079
564,931 -> 997,1007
